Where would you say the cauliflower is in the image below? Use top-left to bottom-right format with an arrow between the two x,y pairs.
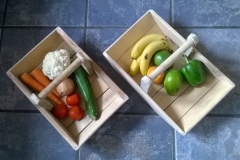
42,49 -> 71,80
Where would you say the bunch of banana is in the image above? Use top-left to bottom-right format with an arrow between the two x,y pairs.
129,34 -> 169,76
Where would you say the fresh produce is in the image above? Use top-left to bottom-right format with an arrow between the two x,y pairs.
30,68 -> 61,98
53,104 -> 68,119
147,66 -> 165,84
56,78 -> 75,97
66,93 -> 81,106
139,40 -> 169,75
181,55 -> 206,86
129,55 -> 142,76
20,73 -> 63,105
153,50 -> 171,66
68,106 -> 84,120
73,66 -> 98,120
131,34 -> 167,59
164,70 -> 183,96
42,49 -> 71,80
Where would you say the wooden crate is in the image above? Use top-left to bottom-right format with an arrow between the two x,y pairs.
6,27 -> 128,150
103,10 -> 235,135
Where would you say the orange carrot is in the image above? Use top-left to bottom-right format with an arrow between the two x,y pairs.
30,68 -> 61,98
20,73 -> 63,105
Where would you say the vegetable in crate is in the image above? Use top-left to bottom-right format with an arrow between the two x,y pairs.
56,78 -> 75,96
164,70 -> 183,96
42,49 -> 71,80
73,66 -> 98,120
181,55 -> 206,86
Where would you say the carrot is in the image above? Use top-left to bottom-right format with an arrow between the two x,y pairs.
20,73 -> 63,105
30,68 -> 61,98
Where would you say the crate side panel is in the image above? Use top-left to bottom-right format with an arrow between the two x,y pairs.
75,96 -> 126,149
9,31 -> 64,77
68,89 -> 118,137
107,12 -> 156,61
177,81 -> 234,133
165,74 -> 219,122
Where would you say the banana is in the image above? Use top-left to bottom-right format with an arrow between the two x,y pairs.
131,34 -> 167,59
129,55 -> 142,76
139,40 -> 169,75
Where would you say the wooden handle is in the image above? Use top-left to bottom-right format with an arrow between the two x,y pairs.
148,34 -> 198,80
38,58 -> 83,99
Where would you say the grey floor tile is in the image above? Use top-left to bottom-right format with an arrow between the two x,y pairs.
80,115 -> 173,160
0,28 -> 84,110
176,117 -> 240,160
86,28 -> 157,115
176,28 -> 240,114
0,0 -> 5,26
173,0 -> 240,27
5,0 -> 86,26
0,112 -> 78,160
87,0 -> 171,27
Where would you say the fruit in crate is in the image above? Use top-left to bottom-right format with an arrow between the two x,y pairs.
164,70 -> 183,96
129,33 -> 169,76
139,40 -> 169,75
129,55 -> 141,76
131,34 -> 167,59
147,66 -> 165,84
153,50 -> 171,66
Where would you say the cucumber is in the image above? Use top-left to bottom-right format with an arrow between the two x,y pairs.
73,66 -> 98,120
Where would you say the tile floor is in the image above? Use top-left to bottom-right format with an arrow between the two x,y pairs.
0,0 -> 240,160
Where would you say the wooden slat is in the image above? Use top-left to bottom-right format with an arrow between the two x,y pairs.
152,82 -> 189,110
165,74 -> 219,122
177,81 -> 234,133
75,96 -> 126,149
67,89 -> 118,137
37,106 -> 78,150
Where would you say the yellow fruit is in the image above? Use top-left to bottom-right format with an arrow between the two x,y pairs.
129,59 -> 139,76
131,34 -> 167,59
139,40 -> 169,75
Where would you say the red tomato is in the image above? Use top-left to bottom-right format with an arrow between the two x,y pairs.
66,94 -> 81,106
68,106 -> 83,120
53,104 -> 68,119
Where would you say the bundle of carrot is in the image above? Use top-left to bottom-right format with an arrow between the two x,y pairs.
20,68 -> 63,105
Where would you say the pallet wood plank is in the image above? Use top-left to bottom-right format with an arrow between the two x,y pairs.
75,96 -> 125,149
67,89 -> 118,137
177,81 -> 234,133
165,74 -> 219,122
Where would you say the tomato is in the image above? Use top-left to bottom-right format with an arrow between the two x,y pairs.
66,93 -> 81,106
147,66 -> 165,84
153,50 -> 171,66
68,106 -> 84,120
53,104 -> 68,119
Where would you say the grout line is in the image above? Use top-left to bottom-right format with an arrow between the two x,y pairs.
0,109 -> 40,113
83,0 -> 89,50
0,0 -> 8,64
173,129 -> 176,160
206,114 -> 240,118
170,0 -> 173,26
2,25 -> 129,29
173,26 -> 240,29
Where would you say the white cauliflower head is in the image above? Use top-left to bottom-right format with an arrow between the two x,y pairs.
42,49 -> 71,80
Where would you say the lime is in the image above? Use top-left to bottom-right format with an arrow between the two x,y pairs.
153,50 -> 171,66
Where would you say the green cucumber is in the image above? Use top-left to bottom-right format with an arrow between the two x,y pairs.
73,66 -> 98,120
